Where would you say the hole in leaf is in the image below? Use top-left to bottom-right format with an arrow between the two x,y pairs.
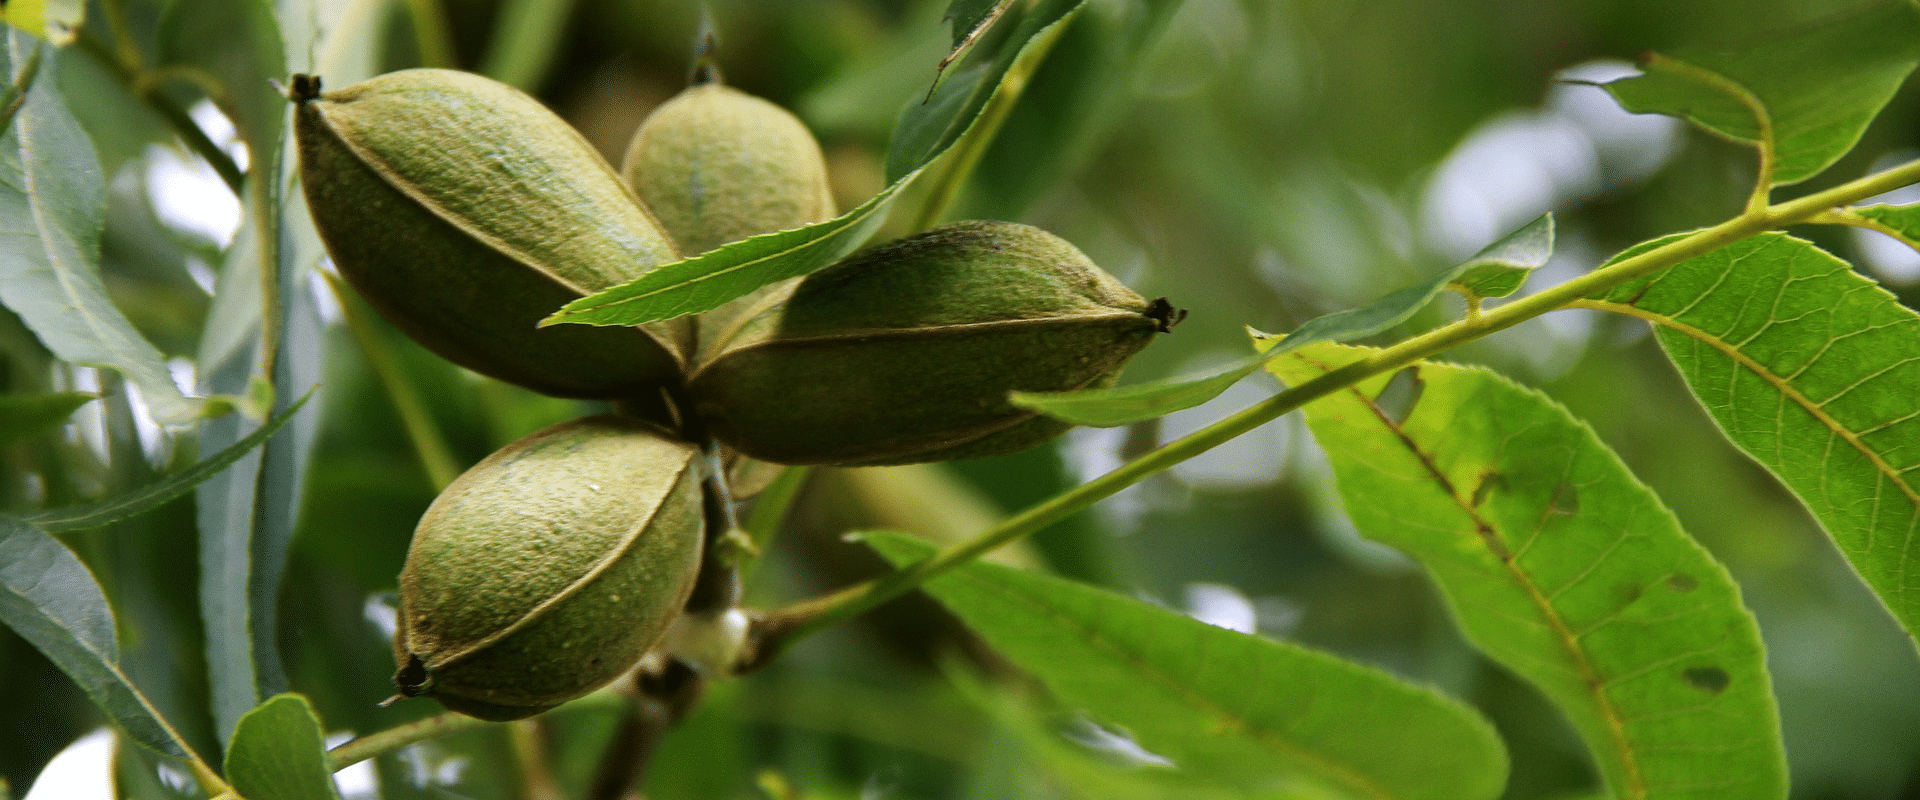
1683,666 -> 1731,693
1375,367 -> 1424,425
1667,573 -> 1699,592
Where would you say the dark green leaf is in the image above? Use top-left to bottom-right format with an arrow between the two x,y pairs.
886,58 -> 988,183
1605,3 -> 1920,186
1013,214 -> 1553,426
1585,232 -> 1920,650
866,531 -> 1510,800
1266,342 -> 1786,800
932,1 -> 1015,98
544,0 -> 1087,329
0,31 -> 200,425
225,694 -> 343,800
0,517 -> 194,760
947,0 -> 1012,49
0,391 -> 94,448
28,391 -> 312,532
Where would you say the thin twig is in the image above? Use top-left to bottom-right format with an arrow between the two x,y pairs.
327,712 -> 491,771
749,155 -> 1920,659
69,34 -> 247,194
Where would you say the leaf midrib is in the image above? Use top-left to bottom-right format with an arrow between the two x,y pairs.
1298,354 -> 1650,800
1574,298 -> 1920,514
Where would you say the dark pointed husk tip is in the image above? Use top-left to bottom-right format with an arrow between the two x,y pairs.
289,73 -> 323,104
393,653 -> 430,697
1146,298 -> 1187,333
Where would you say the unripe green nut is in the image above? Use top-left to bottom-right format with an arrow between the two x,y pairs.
620,82 -> 836,257
393,415 -> 704,721
292,69 -> 690,400
688,221 -> 1175,466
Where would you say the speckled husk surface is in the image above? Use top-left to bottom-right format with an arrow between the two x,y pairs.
394,415 -> 703,719
689,221 -> 1164,466
294,69 -> 691,399
621,81 -> 838,357
621,82 -> 836,257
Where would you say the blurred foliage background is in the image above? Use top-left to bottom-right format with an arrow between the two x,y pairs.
7,0 -> 1920,797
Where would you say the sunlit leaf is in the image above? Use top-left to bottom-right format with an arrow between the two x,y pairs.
1,0 -> 82,44
29,391 -> 312,532
1582,232 -> 1920,650
1013,214 -> 1553,427
0,391 -> 94,448
0,31 -> 201,426
1852,203 -> 1920,251
545,0 -> 1087,329
0,517 -> 195,761
1605,3 -> 1920,186
225,694 -> 343,800
866,531 -> 1510,800
1266,342 -> 1786,800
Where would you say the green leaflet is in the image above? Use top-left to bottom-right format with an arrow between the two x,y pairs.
225,694 -> 343,800
936,0 -> 1016,96
0,30 -> 202,425
0,517 -> 196,761
164,0 -> 309,747
1265,342 -> 1785,800
1,0 -> 82,43
1012,214 -> 1554,427
29,391 -> 311,532
1605,2 -> 1920,186
1854,203 -> 1920,250
945,0 -> 1013,49
866,531 -> 1510,800
1583,232 -> 1920,649
544,0 -> 1086,329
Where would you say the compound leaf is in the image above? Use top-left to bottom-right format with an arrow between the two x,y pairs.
1266,342 -> 1786,800
1583,232 -> 1920,650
